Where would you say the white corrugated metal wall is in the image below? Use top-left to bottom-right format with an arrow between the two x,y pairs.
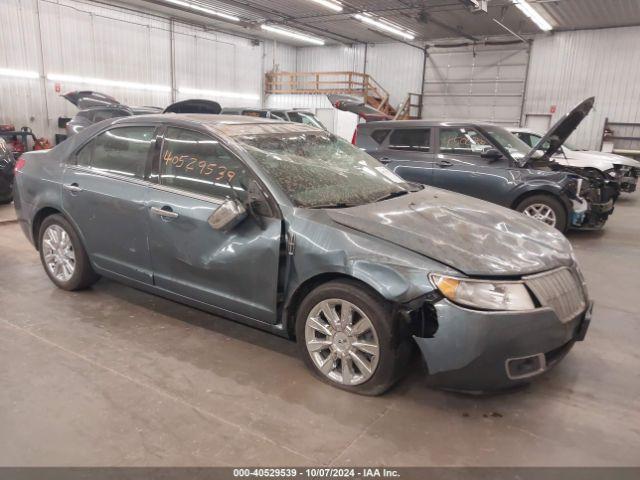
524,25 -> 640,150
365,43 -> 424,109
0,0 -> 270,139
422,43 -> 529,126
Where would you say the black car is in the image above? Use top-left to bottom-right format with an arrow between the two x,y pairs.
355,98 -> 617,232
0,138 -> 15,204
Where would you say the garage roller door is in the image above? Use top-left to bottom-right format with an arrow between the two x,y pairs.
422,44 -> 529,127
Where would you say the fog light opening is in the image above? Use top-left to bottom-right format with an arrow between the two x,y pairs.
506,353 -> 546,380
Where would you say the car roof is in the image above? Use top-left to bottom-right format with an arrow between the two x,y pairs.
508,127 -> 538,134
221,107 -> 314,114
358,120 -> 507,130
109,113 -> 322,136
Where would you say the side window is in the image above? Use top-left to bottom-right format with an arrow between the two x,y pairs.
389,129 -> 430,152
74,126 -> 155,177
516,132 -> 537,147
160,127 -> 248,200
439,128 -> 491,155
529,133 -> 550,150
371,129 -> 390,145
269,111 -> 287,121
75,140 -> 93,167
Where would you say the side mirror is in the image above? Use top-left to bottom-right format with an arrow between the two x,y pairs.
481,148 -> 503,161
208,199 -> 247,231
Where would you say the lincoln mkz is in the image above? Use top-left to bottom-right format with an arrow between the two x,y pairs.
14,115 -> 592,394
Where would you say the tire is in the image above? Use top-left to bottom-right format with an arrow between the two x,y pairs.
38,214 -> 100,291
295,279 -> 412,396
515,194 -> 568,232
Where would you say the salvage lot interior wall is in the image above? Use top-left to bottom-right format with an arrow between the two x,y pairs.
1,0 -> 640,150
524,25 -> 640,150
0,0 -> 266,139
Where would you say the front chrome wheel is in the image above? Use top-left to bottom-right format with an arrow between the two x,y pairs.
42,224 -> 76,282
304,299 -> 380,386
523,203 -> 557,227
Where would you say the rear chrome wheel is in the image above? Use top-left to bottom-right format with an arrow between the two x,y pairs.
305,299 -> 380,386
522,203 -> 557,227
42,224 -> 76,282
38,214 -> 100,291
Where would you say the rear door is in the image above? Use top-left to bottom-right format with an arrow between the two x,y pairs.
434,126 -> 514,205
369,127 -> 436,186
147,126 -> 282,324
62,125 -> 157,283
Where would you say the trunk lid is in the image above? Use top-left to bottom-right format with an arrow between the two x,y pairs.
62,91 -> 120,109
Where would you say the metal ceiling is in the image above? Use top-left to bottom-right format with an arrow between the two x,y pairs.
137,0 -> 640,45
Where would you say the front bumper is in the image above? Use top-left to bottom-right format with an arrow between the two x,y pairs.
414,299 -> 592,392
571,199 -> 614,230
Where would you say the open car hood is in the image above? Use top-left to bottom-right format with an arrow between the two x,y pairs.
327,94 -> 392,122
326,188 -> 572,277
62,91 -> 121,109
524,97 -> 595,163
163,99 -> 222,114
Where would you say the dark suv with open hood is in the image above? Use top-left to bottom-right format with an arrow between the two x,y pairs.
355,98 -> 617,232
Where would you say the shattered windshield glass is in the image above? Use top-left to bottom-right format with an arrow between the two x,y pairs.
235,131 -> 414,208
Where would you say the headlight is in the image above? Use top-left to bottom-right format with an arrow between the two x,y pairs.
607,165 -> 631,178
430,274 -> 535,311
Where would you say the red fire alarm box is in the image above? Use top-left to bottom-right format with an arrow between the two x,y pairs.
550,105 -> 557,114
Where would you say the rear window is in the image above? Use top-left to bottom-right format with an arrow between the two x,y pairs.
389,129 -> 430,152
75,126 -> 155,179
370,129 -> 390,144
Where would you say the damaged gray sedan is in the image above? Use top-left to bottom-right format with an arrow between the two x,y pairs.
14,115 -> 592,394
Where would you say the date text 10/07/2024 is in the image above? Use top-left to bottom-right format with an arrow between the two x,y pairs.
232,468 -> 401,478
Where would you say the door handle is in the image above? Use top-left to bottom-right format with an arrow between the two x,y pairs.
63,183 -> 83,193
150,206 -> 179,219
438,160 -> 453,168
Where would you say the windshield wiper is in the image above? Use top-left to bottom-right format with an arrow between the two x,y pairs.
307,202 -> 356,209
373,190 -> 410,203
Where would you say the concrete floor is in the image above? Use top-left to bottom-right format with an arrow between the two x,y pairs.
0,197 -> 639,467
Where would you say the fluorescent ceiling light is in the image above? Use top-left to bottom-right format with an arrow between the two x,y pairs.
354,13 -> 415,40
179,87 -> 260,100
0,68 -> 39,79
261,24 -> 325,45
163,0 -> 240,22
512,0 -> 552,31
307,0 -> 343,12
47,74 -> 171,92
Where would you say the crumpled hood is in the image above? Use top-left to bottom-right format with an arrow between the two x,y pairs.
326,188 -> 573,277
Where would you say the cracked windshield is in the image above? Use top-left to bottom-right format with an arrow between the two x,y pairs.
235,131 -> 419,208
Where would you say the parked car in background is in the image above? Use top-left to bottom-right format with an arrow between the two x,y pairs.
63,91 -> 162,136
0,138 -> 15,204
510,127 -> 640,193
13,114 -> 591,394
221,107 -> 327,129
356,98 -> 617,232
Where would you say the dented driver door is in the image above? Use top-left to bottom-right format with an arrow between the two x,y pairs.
147,126 -> 282,324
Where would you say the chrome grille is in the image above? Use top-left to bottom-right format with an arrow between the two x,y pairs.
524,267 -> 586,323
